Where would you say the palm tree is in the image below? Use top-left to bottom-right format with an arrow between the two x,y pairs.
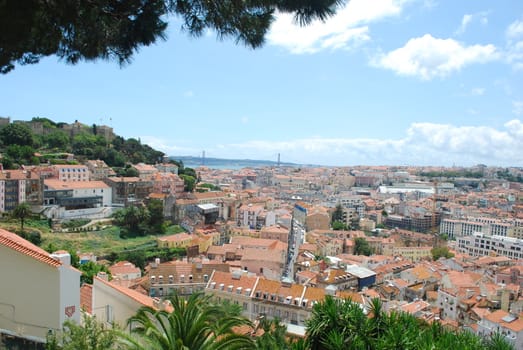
12,202 -> 31,232
121,292 -> 254,350
255,317 -> 289,350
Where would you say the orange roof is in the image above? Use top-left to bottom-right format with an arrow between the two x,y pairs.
80,284 -> 93,314
45,179 -> 109,190
0,228 -> 61,267
208,271 -> 258,292
109,261 -> 141,276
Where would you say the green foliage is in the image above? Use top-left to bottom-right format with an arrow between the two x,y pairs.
179,174 -> 196,192
431,246 -> 455,261
354,237 -> 372,256
15,229 -> 41,246
116,165 -> 139,177
123,292 -> 254,350
46,314 -> 121,350
198,183 -> 221,191
331,204 -> 344,224
78,261 -> 110,284
113,206 -> 150,236
5,144 -> 36,166
255,317 -> 292,350
331,220 -> 348,231
46,130 -> 70,149
496,168 -> 523,183
12,202 -> 32,232
146,199 -> 165,234
0,122 -> 33,146
113,202 -> 167,237
1,1 -> 342,74
32,117 -> 58,128
61,219 -> 91,229
305,296 -> 514,350
0,118 -> 165,168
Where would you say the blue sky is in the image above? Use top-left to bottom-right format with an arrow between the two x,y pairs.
1,0 -> 523,167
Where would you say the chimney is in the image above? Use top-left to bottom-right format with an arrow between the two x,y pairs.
97,271 -> 109,281
5,172 -> 10,179
50,250 -> 71,266
26,170 -> 31,179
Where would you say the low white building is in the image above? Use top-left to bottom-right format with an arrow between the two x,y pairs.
43,179 -> 113,220
0,229 -> 81,344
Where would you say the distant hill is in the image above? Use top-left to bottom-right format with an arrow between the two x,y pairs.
169,156 -> 305,169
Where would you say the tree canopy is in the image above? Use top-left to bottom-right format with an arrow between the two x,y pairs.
0,0 -> 344,73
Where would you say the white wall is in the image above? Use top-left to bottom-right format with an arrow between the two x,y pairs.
0,246 -> 80,342
73,186 -> 112,206
92,278 -> 148,329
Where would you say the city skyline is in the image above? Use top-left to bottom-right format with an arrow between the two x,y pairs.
1,1 -> 522,167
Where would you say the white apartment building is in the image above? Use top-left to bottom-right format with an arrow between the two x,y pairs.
458,233 -> 523,260
441,218 -> 517,239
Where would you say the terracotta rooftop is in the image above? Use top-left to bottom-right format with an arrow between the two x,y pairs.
80,284 -> 93,314
45,179 -> 109,190
109,261 -> 141,276
0,228 -> 61,267
207,270 -> 258,293
0,170 -> 40,180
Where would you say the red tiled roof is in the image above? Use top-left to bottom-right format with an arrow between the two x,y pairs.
80,284 -> 93,314
0,228 -> 61,267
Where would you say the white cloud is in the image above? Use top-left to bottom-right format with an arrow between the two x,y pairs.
455,12 -> 488,35
183,90 -> 194,98
471,87 -> 485,96
506,19 -> 523,39
456,14 -> 473,34
241,116 -> 249,124
145,120 -> 523,167
372,34 -> 499,80
139,136 -> 200,155
505,40 -> 523,70
267,0 -> 410,54
513,101 -> 523,116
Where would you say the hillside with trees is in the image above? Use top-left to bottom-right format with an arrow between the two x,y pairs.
0,117 -> 165,169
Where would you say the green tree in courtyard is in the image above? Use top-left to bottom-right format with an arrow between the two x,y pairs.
180,174 -> 196,192
431,246 -> 454,261
353,237 -> 372,256
146,199 -> 165,234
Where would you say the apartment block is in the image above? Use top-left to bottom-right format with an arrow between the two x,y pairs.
0,170 -> 43,212
458,233 -> 523,260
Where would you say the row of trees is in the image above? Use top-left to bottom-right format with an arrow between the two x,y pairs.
46,293 -> 514,350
